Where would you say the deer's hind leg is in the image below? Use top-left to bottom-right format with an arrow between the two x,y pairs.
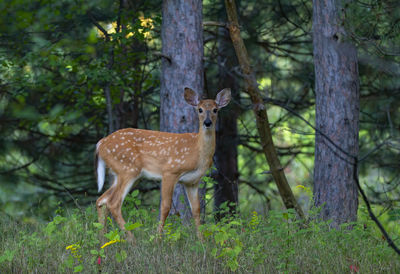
107,172 -> 140,242
96,176 -> 117,237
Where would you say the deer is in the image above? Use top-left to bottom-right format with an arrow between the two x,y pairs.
95,87 -> 231,241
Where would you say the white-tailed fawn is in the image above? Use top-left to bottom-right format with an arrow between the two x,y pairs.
95,87 -> 231,241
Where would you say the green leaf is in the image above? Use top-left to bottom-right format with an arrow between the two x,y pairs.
65,255 -> 74,268
93,222 -> 104,230
227,259 -> 239,271
125,222 -> 142,231
53,215 -> 67,224
105,230 -> 120,241
116,250 -> 128,263
121,250 -> 127,260
90,249 -> 99,255
131,189 -> 139,198
211,247 -> 218,257
116,252 -> 122,263
0,249 -> 16,263
73,265 -> 83,272
214,231 -> 228,246
44,222 -> 56,235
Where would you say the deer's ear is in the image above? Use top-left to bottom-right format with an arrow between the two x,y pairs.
184,87 -> 199,106
215,88 -> 231,108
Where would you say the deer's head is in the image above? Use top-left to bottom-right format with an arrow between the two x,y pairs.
184,87 -> 231,131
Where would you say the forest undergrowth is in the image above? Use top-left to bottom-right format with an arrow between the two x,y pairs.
0,190 -> 399,273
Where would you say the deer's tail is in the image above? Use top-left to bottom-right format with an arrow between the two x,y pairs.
95,142 -> 106,193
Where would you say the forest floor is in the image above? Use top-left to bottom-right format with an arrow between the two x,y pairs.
1,194 -> 399,273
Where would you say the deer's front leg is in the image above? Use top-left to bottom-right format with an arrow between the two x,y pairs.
158,173 -> 179,234
184,184 -> 202,239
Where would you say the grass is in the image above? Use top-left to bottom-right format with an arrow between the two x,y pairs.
0,195 -> 399,273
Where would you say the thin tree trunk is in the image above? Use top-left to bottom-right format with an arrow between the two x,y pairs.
214,25 -> 239,221
224,0 -> 304,218
313,0 -> 359,227
160,0 -> 204,223
104,85 -> 115,134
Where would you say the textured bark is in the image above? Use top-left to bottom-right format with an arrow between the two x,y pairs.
313,0 -> 359,227
160,0 -> 204,222
224,0 -> 304,219
214,25 -> 239,221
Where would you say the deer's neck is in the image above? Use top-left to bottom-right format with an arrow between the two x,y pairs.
196,127 -> 216,163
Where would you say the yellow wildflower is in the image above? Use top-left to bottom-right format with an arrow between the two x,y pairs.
65,244 -> 80,251
101,239 -> 125,249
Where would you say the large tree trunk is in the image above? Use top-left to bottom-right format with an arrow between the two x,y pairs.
214,25 -> 239,221
313,0 -> 359,227
160,0 -> 204,223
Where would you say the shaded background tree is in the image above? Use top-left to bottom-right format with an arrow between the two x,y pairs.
312,0 -> 359,226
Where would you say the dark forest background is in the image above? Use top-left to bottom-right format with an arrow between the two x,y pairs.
0,0 -> 399,235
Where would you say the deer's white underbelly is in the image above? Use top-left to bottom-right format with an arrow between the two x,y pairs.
141,169 -> 162,180
179,168 -> 206,184
139,167 -> 206,185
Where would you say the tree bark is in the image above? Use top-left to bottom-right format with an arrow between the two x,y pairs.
224,0 -> 304,218
313,0 -> 359,227
160,0 -> 204,223
214,25 -> 239,221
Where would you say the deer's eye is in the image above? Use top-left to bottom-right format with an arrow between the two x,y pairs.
198,108 -> 203,113
213,108 -> 218,113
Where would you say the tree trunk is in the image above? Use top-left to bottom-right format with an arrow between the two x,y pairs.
224,0 -> 304,219
313,0 -> 359,227
214,25 -> 239,221
160,0 -> 204,223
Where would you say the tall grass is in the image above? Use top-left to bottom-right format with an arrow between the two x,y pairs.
0,195 -> 399,273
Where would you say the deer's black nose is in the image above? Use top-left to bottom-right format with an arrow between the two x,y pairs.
204,118 -> 212,127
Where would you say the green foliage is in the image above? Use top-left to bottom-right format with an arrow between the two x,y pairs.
0,0 -> 162,219
1,203 -> 399,273
0,250 -> 15,264
203,218 -> 243,271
